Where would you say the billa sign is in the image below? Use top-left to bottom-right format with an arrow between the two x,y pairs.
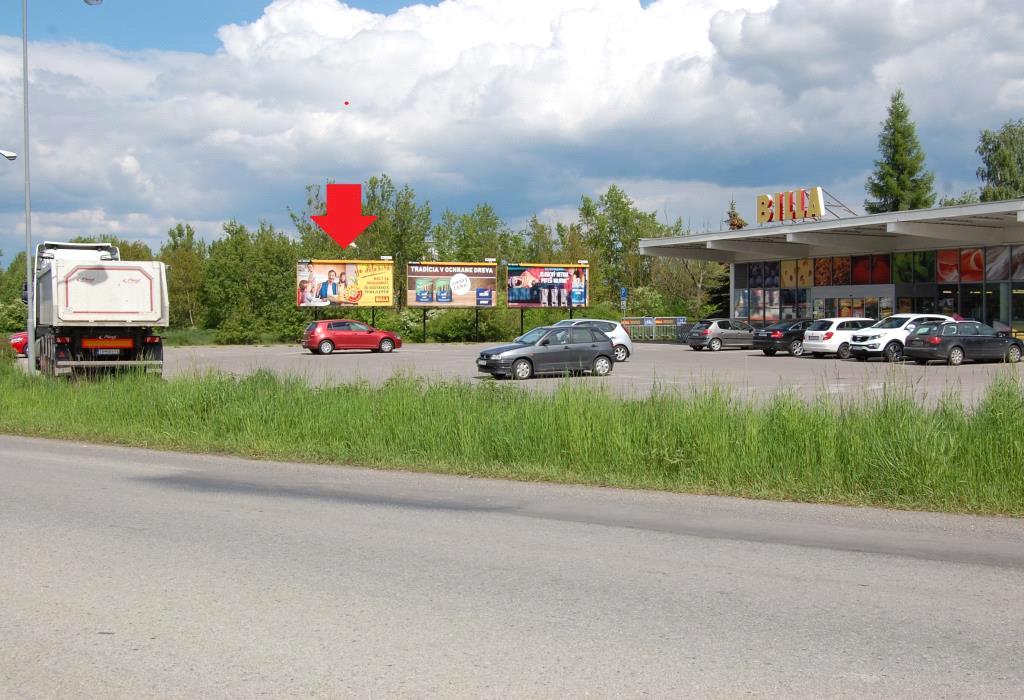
756,187 -> 825,224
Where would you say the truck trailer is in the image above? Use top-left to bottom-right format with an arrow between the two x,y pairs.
33,241 -> 169,376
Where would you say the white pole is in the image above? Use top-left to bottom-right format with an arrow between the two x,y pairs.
22,0 -> 36,374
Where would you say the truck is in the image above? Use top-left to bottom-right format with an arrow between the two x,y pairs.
33,241 -> 169,376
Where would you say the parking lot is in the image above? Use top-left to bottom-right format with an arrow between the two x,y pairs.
164,342 -> 1024,406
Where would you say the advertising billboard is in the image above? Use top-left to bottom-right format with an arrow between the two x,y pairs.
506,264 -> 588,308
296,260 -> 394,308
406,262 -> 497,307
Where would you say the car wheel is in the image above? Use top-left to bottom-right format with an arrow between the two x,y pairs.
592,355 -> 612,376
379,338 -> 395,353
836,342 -> 851,360
812,352 -> 825,358
708,338 -> 723,351
318,339 -> 334,355
512,358 -> 533,380
914,358 -> 928,366
762,349 -> 776,356
883,341 -> 902,363
788,340 -> 804,357
1006,344 -> 1022,363
947,346 -> 964,366
613,344 -> 629,362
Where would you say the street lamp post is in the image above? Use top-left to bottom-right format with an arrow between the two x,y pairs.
21,0 -> 102,373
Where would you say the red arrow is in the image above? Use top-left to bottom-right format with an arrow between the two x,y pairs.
310,184 -> 377,249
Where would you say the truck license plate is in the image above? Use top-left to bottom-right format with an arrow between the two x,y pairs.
95,349 -> 120,356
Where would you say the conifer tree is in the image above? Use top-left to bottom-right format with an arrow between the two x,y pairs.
864,89 -> 936,213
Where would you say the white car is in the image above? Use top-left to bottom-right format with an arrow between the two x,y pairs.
552,318 -> 634,362
802,317 -> 875,359
849,313 -> 954,362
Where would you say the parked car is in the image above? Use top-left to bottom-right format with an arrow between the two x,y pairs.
849,314 -> 953,362
904,320 -> 1024,366
552,318 -> 634,362
302,320 -> 401,354
476,325 -> 614,379
9,330 -> 28,356
802,317 -> 875,359
752,319 -> 814,356
686,318 -> 754,351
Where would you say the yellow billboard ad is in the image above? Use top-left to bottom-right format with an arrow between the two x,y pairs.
296,259 -> 394,308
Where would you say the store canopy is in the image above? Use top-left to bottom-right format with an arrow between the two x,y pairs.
639,199 -> 1024,263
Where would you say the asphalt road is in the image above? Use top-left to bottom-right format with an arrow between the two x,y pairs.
2,435 -> 1022,697
165,342 -> 1024,405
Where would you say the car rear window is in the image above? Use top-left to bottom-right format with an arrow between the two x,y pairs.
808,320 -> 833,331
598,321 -> 615,332
305,323 -> 318,333
765,321 -> 792,331
914,324 -> 940,335
692,322 -> 712,330
941,325 -> 959,336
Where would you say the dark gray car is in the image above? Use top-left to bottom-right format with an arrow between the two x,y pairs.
686,318 -> 755,351
476,326 -> 615,379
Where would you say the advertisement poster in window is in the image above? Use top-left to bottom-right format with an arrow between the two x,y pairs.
851,256 -> 871,285
750,288 -> 765,321
838,298 -> 853,318
871,254 -> 891,284
914,251 -> 935,283
764,289 -> 780,321
1013,247 -> 1024,281
880,296 -> 894,317
733,289 -> 749,319
813,298 -> 824,318
892,253 -> 914,284
832,257 -> 851,285
937,249 -> 959,283
749,262 -> 764,288
506,264 -> 588,308
797,258 -> 813,287
986,246 -> 1010,281
407,262 -> 497,307
296,260 -> 395,308
781,260 -> 797,288
960,248 -> 984,282
813,258 -> 832,287
763,261 -> 781,288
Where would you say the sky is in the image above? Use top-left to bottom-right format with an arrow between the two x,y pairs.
0,0 -> 1022,263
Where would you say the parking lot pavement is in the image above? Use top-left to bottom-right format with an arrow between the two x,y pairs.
164,342 -> 1024,405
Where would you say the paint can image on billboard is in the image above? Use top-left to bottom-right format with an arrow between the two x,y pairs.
406,262 -> 498,307
506,264 -> 588,308
296,260 -> 395,308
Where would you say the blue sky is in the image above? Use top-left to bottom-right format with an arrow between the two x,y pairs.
0,0 -> 1021,263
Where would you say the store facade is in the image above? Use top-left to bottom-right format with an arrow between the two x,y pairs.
639,198 -> 1024,335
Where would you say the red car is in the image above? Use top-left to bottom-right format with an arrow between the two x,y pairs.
302,320 -> 402,355
9,331 -> 28,356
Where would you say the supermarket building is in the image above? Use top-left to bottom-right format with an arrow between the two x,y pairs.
639,194 -> 1024,334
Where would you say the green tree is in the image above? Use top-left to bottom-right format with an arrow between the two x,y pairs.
726,199 -> 747,230
158,223 -> 207,328
977,118 -> 1024,202
523,216 -> 557,262
864,89 -> 936,213
938,191 -> 981,207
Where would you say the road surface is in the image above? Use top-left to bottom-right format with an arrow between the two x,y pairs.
2,435 -> 1022,697
164,342 -> 1024,405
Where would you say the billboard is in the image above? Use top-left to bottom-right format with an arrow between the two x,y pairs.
506,264 -> 588,308
296,260 -> 394,308
406,262 -> 498,307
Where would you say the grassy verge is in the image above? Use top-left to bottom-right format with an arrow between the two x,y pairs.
0,359 -> 1022,515
161,328 -> 219,346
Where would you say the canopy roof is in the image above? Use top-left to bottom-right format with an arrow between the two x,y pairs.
639,199 -> 1024,263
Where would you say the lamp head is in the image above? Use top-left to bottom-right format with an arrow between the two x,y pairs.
0,150 -> 17,161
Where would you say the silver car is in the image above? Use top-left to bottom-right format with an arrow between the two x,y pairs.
686,318 -> 755,351
476,326 -> 615,380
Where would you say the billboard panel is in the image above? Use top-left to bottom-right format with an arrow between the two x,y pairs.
506,264 -> 589,308
406,262 -> 498,307
296,260 -> 394,308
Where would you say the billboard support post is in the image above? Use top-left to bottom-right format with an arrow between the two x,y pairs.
520,308 -> 524,336
422,308 -> 427,343
371,308 -> 376,327
475,308 -> 480,342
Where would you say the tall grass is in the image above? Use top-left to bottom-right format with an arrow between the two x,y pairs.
0,359 -> 1022,515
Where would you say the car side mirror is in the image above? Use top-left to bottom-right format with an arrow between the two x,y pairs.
540,339 -> 550,346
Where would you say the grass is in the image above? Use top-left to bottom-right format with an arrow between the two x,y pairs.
0,357 -> 1022,515
161,328 -> 218,346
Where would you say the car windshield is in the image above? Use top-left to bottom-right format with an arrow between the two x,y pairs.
871,316 -> 909,329
514,327 -> 548,344
808,320 -> 832,331
692,321 -> 712,330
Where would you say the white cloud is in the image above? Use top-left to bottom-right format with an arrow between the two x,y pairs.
1,0 -> 1022,264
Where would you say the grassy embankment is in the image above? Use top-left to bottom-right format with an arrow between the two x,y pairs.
0,355 -> 1021,515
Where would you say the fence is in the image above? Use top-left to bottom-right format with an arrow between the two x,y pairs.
621,317 -> 691,342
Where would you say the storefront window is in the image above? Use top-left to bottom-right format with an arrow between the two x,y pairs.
851,256 -> 871,285
1013,286 -> 1024,339
749,262 -> 764,288
914,251 -> 935,283
813,298 -> 824,319
879,297 -> 894,317
780,289 -> 796,320
832,256 -> 851,285
871,254 -> 891,284
763,261 -> 780,288
986,246 -> 1010,281
733,289 -> 749,319
749,288 -> 764,323
984,283 -> 1010,331
961,248 -> 984,282
734,263 -> 748,288
852,298 -> 865,317
961,284 -> 983,320
780,260 -> 797,288
937,249 -> 959,284
893,253 -> 914,284
865,297 -> 879,319
1013,248 -> 1024,282
823,298 -> 837,317
838,298 -> 853,317
797,289 -> 810,319
764,289 -> 780,321
897,296 -> 914,313
814,258 -> 832,287
937,285 -> 958,317
797,259 -> 814,287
